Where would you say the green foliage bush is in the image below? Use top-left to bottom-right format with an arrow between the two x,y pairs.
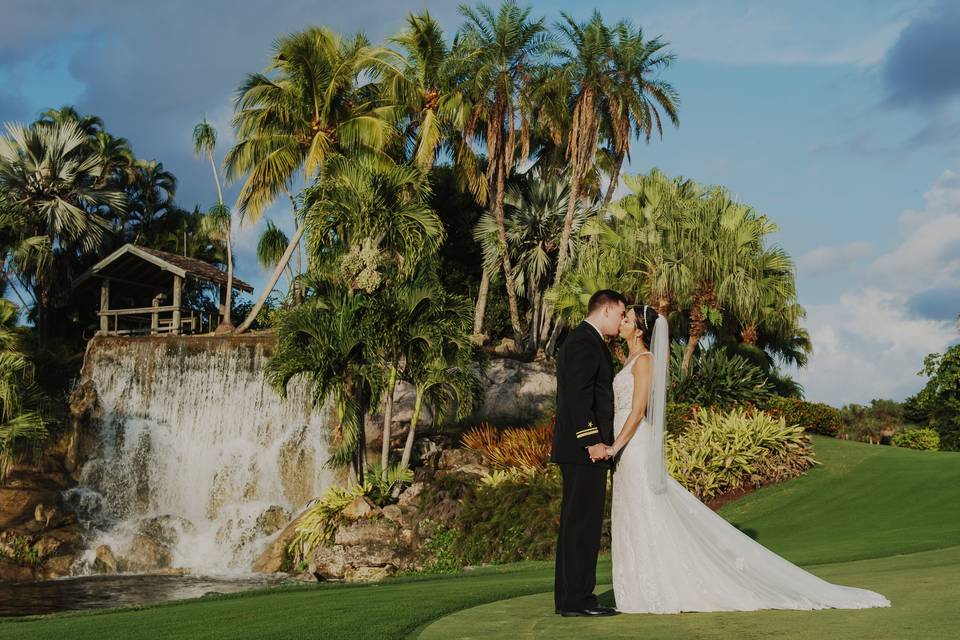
909,345 -> 960,451
763,396 -> 843,437
666,407 -> 817,502
670,344 -> 773,408
450,468 -> 563,565
891,427 -> 940,451
666,402 -> 700,435
837,399 -> 903,444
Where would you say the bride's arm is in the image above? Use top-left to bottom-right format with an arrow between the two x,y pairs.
608,356 -> 653,456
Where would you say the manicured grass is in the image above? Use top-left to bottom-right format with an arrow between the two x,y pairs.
1,437 -> 956,640
417,546 -> 960,640
718,436 -> 960,565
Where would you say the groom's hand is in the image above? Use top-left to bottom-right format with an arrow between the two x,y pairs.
587,443 -> 609,462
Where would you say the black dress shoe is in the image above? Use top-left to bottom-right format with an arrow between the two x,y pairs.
559,606 -> 620,617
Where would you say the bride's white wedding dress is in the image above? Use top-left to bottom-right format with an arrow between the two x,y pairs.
610,351 -> 890,614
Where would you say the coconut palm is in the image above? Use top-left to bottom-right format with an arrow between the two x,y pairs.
193,118 -> 236,329
225,27 -> 395,333
126,159 -> 177,244
257,220 -> 293,294
0,300 -> 56,478
0,121 -> 123,344
600,21 -> 679,208
452,1 -> 554,346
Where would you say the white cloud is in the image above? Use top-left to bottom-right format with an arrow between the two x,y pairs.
799,169 -> 960,405
796,242 -> 873,276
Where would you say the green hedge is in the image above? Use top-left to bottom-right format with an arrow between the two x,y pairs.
761,397 -> 842,436
892,427 -> 940,451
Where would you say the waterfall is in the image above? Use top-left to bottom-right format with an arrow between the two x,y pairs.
66,336 -> 336,575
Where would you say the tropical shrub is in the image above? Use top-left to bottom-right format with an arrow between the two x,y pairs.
666,402 -> 701,435
670,344 -> 773,408
907,345 -> 960,451
837,399 -> 903,443
666,407 -> 817,502
461,420 -> 553,471
764,397 -> 842,437
891,428 -> 940,451
286,463 -> 413,564
450,468 -> 563,565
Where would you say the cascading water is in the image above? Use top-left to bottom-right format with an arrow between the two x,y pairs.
66,336 -> 337,576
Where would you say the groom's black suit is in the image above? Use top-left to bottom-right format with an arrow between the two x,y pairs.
552,321 -> 614,612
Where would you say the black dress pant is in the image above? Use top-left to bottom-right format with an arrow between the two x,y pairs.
554,462 -> 608,611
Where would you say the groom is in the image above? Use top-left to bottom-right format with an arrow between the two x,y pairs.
552,289 -> 626,617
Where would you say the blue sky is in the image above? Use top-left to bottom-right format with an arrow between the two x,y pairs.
2,0 -> 958,405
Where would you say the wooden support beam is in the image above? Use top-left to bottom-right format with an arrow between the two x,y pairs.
151,294 -> 161,335
99,280 -> 110,335
172,275 -> 183,335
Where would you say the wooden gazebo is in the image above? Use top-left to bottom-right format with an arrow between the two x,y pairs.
74,244 -> 253,336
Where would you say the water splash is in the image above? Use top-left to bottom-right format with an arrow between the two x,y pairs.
67,337 -> 335,576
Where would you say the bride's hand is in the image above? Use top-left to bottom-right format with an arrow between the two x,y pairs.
605,445 -> 616,457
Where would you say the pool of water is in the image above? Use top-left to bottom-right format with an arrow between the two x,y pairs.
0,573 -> 290,617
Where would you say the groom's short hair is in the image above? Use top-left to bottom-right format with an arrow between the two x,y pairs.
588,289 -> 627,313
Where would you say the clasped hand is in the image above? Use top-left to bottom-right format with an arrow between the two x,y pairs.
587,443 -> 616,462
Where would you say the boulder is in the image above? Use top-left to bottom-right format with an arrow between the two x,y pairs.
138,515 -> 194,547
493,338 -> 518,355
256,506 -> 291,537
397,482 -> 425,508
381,505 -> 402,524
438,449 -> 489,478
0,557 -> 35,583
0,480 -> 61,528
341,495 -> 376,521
252,509 -> 310,574
123,534 -> 172,571
94,544 -> 118,573
412,438 -> 443,469
334,519 -> 397,548
310,545 -> 349,580
345,564 -> 396,583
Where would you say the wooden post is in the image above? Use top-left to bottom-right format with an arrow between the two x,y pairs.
151,294 -> 160,335
218,285 -> 227,318
172,275 -> 183,335
99,279 -> 110,335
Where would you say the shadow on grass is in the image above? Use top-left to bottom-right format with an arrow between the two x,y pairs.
730,523 -> 759,540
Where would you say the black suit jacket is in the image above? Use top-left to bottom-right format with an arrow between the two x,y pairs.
551,321 -> 615,466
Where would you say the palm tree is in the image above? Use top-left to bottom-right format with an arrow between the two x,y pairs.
38,106 -> 103,137
126,159 -> 177,244
0,300 -> 56,478
0,121 -> 123,344
267,291 -> 380,482
225,27 -> 395,333
257,220 -> 293,294
600,21 -> 679,208
452,1 -> 553,346
193,118 -> 236,329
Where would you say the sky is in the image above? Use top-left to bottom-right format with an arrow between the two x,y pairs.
1,0 -> 958,406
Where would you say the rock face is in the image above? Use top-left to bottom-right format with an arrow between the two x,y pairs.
365,356 -> 556,462
124,534 -> 173,571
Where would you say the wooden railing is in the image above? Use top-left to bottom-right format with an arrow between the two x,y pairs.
97,306 -> 220,336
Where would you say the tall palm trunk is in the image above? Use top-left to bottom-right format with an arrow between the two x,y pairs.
209,150 -> 234,328
682,286 -> 714,372
601,148 -> 626,209
473,267 -> 490,336
235,223 -> 305,334
493,140 -> 523,347
399,389 -> 423,470
380,365 -> 398,478
741,324 -> 759,345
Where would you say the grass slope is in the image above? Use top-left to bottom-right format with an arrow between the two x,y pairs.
1,437 -> 957,640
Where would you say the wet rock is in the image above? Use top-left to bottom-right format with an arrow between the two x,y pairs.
310,545 -> 349,580
94,544 -> 118,573
493,338 -> 518,355
0,473 -> 62,528
0,557 -> 36,583
252,509 -> 310,574
256,506 -> 290,538
334,519 -> 397,548
412,438 -> 442,469
123,534 -> 172,571
32,527 -> 83,559
138,515 -> 194,547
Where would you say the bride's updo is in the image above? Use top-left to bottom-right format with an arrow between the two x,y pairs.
631,305 -> 659,350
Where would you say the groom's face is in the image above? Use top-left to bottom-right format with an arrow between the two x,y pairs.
598,302 -> 627,337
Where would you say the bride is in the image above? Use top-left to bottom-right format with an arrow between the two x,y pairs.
605,305 -> 891,614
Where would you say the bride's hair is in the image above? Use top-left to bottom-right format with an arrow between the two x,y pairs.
631,305 -> 659,349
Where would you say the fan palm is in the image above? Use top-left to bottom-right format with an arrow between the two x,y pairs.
0,121 -> 123,344
225,27 -> 395,332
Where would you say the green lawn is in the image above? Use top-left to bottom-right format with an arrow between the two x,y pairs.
1,437 -> 957,640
